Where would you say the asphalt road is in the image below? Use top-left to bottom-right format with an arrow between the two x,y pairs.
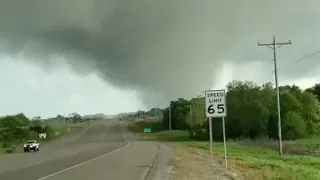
0,120 -> 158,180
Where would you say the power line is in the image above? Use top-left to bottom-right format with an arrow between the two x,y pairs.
278,50 -> 320,71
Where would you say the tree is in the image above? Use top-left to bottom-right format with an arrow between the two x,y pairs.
70,113 -> 82,123
305,83 -> 320,101
282,111 -> 306,139
169,98 -> 190,130
147,108 -> 163,118
242,101 -> 269,138
29,121 -> 45,134
32,116 -> 41,121
280,90 -> 301,116
298,91 -> 320,135
131,80 -> 320,141
185,96 -> 207,140
0,114 -> 32,146
222,80 -> 270,139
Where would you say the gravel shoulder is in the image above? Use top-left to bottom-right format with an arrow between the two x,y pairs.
141,140 -> 239,180
144,143 -> 174,180
123,121 -> 239,180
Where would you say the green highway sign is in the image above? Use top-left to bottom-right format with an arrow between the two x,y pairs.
144,128 -> 151,133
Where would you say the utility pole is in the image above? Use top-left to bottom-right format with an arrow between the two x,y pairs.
258,36 -> 292,156
169,106 -> 172,130
189,104 -> 193,123
189,103 -> 193,122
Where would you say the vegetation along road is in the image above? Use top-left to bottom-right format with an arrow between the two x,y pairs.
126,81 -> 320,180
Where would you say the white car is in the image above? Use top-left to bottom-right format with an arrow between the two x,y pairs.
23,140 -> 40,152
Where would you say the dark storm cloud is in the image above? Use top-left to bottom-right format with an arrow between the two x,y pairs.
1,0 -> 320,107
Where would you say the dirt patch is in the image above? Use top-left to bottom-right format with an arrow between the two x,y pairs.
168,143 -> 239,180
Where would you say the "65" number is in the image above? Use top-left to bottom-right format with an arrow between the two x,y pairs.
207,104 -> 225,114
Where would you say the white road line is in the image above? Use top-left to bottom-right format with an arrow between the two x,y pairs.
36,142 -> 131,180
25,161 -> 42,167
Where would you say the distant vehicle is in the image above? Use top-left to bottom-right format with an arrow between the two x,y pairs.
23,140 -> 40,152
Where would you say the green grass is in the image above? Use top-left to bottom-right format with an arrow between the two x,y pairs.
187,141 -> 320,180
286,136 -> 320,154
0,143 -> 6,155
152,131 -> 320,179
0,142 -> 16,155
128,119 -> 164,133
130,119 -> 320,180
143,130 -> 191,142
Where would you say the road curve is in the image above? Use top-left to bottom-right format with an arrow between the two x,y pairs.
0,119 -> 158,180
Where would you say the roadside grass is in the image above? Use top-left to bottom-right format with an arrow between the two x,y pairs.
0,143 -> 7,155
39,121 -> 91,145
0,121 -> 91,155
284,136 -> 320,155
129,120 -> 320,180
128,119 -> 164,133
189,141 -> 320,180
67,121 -> 92,128
232,136 -> 320,156
0,142 -> 19,154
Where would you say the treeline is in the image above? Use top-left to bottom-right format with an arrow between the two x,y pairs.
129,108 -> 163,119
156,81 -> 320,141
45,113 -> 93,125
0,113 -> 57,149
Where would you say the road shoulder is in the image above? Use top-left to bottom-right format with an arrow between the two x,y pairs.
124,121 -> 241,180
144,143 -> 174,180
167,143 -> 238,180
124,131 -> 237,180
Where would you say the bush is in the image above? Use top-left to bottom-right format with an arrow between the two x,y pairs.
283,111 -> 307,140
44,125 -> 56,140
27,131 -> 39,140
2,142 -> 12,148
193,129 -> 208,140
6,148 -> 14,154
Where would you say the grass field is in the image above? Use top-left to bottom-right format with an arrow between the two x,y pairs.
130,121 -> 320,180
231,137 -> 320,157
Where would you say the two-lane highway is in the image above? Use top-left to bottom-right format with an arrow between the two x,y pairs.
0,120 -> 158,180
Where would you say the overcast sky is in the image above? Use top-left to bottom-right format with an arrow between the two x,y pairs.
1,0 -> 320,118
0,56 -> 144,118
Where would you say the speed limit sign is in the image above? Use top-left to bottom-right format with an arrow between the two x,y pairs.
205,89 -> 228,170
205,89 -> 227,118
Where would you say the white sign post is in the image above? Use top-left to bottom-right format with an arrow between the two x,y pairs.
205,89 -> 228,170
